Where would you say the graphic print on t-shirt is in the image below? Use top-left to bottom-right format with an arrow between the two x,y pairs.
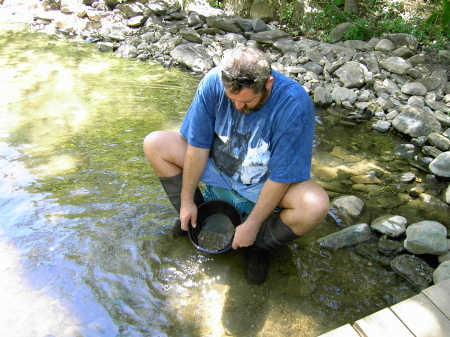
211,122 -> 271,185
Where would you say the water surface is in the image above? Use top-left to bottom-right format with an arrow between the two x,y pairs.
0,28 -> 418,337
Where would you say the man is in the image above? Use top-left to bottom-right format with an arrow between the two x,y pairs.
143,47 -> 329,284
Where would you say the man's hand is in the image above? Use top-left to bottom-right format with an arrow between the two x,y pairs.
232,221 -> 260,249
180,201 -> 198,231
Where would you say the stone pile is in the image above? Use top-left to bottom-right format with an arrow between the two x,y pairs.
23,0 -> 450,287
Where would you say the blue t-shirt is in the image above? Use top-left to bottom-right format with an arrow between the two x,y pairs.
180,67 -> 315,185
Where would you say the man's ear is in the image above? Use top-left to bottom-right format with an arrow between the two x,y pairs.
265,76 -> 274,90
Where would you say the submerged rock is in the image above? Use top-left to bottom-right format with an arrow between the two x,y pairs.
390,254 -> 434,289
317,223 -> 373,249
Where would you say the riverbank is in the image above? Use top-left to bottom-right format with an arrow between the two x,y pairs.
2,0 -> 450,296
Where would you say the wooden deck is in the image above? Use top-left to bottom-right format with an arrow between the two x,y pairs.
319,277 -> 450,337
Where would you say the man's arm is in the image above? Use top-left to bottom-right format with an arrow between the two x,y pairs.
232,179 -> 290,249
180,144 -> 210,230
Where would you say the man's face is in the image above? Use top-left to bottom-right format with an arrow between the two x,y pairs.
225,77 -> 273,114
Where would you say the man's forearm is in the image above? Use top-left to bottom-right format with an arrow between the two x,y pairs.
244,179 -> 290,229
181,144 -> 210,204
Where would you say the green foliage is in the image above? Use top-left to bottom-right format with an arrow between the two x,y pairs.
295,0 -> 449,48
421,0 -> 450,39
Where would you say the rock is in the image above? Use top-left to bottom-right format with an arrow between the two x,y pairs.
332,87 -> 358,105
385,33 -> 418,49
371,214 -> 408,237
180,28 -> 203,44
313,87 -> 332,107
404,221 -> 448,255
390,254 -> 434,289
416,77 -> 442,91
427,133 -> 450,151
342,40 -> 372,52
433,261 -> 450,284
350,174 -> 382,184
379,56 -> 411,75
401,82 -> 427,96
443,185 -> 450,204
429,152 -> 450,179
375,39 -> 395,52
378,235 -> 405,255
250,30 -> 293,44
170,44 -> 214,73
335,61 -> 368,88
317,223 -> 373,249
328,195 -> 365,227
392,106 -> 442,138
372,120 -> 391,132
115,44 -> 137,58
206,17 -> 242,34
418,194 -> 450,227
328,22 -> 353,43
425,99 -> 450,114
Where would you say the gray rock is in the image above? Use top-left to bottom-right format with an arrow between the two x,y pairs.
428,133 -> 450,151
342,40 -> 372,51
250,30 -> 293,44
115,44 -> 137,58
317,223 -> 373,249
409,53 -> 426,65
206,17 -> 242,34
378,236 -> 405,255
335,61 -> 367,88
429,152 -> 450,179
372,120 -> 391,132
433,261 -> 450,283
443,185 -> 450,204
404,221 -> 448,255
375,39 -> 395,52
401,82 -> 427,96
180,28 -> 202,43
392,46 -> 414,58
425,99 -> 450,114
328,195 -> 365,227
416,77 -> 442,91
220,33 -> 247,49
187,11 -> 204,27
116,3 -> 144,18
273,40 -> 300,57
392,106 -> 442,138
328,22 -> 353,43
303,61 -> 322,75
390,254 -> 434,289
313,87 -> 332,107
408,96 -> 425,108
371,214 -> 408,237
385,33 -> 419,49
170,44 -> 214,73
332,87 -> 358,105
252,18 -> 268,32
379,56 -> 411,75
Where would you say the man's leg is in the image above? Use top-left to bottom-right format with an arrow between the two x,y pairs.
143,131 -> 203,214
246,179 -> 329,284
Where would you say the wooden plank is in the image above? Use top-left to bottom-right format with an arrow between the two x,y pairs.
422,278 -> 450,320
318,323 -> 361,337
391,292 -> 450,337
353,307 -> 414,337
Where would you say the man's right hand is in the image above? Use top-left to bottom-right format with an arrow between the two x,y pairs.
179,201 -> 198,231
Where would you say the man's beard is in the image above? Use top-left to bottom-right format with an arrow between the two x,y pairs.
238,87 -> 270,114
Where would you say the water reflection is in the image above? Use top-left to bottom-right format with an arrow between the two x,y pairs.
0,29 -> 418,336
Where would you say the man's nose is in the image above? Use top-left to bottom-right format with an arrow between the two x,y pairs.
234,101 -> 245,110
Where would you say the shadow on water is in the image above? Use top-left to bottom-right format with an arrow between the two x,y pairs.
0,28 -> 420,336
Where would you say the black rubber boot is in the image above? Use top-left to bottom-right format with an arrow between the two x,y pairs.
158,173 -> 204,214
244,213 -> 300,285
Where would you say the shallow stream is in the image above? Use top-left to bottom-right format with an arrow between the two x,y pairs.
0,26 -> 421,336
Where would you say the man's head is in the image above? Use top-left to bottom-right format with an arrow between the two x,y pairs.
220,47 -> 274,113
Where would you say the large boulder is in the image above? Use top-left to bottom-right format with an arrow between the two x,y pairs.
170,44 -> 214,73
392,106 -> 442,138
429,152 -> 450,179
